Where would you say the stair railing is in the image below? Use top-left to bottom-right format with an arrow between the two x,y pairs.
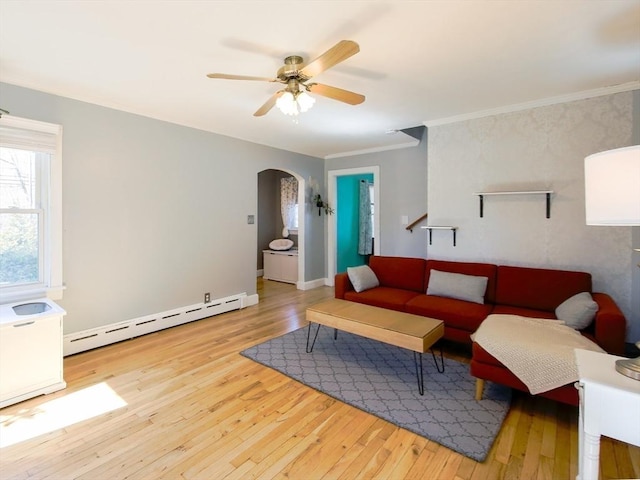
406,213 -> 428,233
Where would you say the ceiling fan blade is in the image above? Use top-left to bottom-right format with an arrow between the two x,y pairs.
254,91 -> 285,117
207,73 -> 276,82
308,83 -> 365,105
300,40 -> 360,79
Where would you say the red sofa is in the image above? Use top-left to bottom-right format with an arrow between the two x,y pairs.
334,256 -> 627,405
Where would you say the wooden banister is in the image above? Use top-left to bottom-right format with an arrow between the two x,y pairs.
406,213 -> 428,233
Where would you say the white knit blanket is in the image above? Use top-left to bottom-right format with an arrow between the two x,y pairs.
472,314 -> 604,395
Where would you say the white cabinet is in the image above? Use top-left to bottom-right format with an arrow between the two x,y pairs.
0,300 -> 66,408
263,250 -> 298,284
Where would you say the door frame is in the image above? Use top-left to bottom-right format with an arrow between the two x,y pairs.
327,166 -> 380,286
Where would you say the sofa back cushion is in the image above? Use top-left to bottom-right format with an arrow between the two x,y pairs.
425,260 -> 498,304
426,270 -> 489,304
368,256 -> 427,293
496,265 -> 592,312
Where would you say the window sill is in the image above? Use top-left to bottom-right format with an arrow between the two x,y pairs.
1,284 -> 65,304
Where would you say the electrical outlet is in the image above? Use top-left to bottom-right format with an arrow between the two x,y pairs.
204,292 -> 211,303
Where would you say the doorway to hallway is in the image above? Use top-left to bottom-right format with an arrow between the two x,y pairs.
327,166 -> 380,285
336,173 -> 374,273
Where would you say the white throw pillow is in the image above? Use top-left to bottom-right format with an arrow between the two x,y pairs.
555,292 -> 598,330
347,265 -> 380,293
426,269 -> 488,305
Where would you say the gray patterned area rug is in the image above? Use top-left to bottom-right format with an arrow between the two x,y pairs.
241,326 -> 511,462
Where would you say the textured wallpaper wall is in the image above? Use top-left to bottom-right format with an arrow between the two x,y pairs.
427,91 -> 637,340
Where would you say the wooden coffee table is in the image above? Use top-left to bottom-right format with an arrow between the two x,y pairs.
306,298 -> 445,395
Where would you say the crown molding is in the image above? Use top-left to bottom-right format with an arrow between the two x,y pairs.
324,137 -> 419,160
423,81 -> 640,128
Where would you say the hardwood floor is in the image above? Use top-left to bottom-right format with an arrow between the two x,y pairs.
1,279 -> 638,479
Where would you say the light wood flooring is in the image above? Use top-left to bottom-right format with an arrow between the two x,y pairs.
1,279 -> 638,479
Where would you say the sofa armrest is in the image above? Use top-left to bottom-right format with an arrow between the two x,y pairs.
335,272 -> 354,299
591,292 -> 626,355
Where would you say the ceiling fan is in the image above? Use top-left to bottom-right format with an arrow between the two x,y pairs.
207,40 -> 365,117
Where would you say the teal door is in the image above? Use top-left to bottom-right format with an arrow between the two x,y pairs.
336,173 -> 374,273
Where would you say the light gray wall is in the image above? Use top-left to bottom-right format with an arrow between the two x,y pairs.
325,127 -> 428,264
428,91 -> 638,341
0,82 -> 325,334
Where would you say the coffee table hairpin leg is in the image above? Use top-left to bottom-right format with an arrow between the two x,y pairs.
414,352 -> 425,395
431,343 -> 445,373
414,344 -> 445,396
306,322 -> 322,353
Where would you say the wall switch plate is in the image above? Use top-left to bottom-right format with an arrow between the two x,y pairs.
247,215 -> 255,224
204,292 -> 211,303
401,215 -> 409,225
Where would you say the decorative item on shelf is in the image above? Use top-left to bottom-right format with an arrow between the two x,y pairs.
0,108 -> 9,118
308,176 -> 334,216
584,144 -> 640,381
314,194 -> 334,216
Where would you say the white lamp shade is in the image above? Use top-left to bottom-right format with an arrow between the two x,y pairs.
585,145 -> 640,226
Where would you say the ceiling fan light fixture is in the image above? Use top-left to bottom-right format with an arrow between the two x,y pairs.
275,90 -> 315,116
297,91 -> 315,113
276,91 -> 298,116
209,40 -> 363,116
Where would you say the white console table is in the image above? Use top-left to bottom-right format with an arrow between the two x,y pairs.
574,349 -> 640,480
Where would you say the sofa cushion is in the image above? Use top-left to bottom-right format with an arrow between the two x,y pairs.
344,287 -> 420,312
425,260 -> 497,303
555,292 -> 598,330
347,265 -> 379,293
426,270 -> 488,304
369,256 -> 427,293
491,304 -> 556,319
495,265 -> 592,312
405,294 -> 492,333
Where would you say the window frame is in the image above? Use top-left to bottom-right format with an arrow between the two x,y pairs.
0,116 -> 64,302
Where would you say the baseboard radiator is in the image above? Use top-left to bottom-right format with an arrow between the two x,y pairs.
63,292 -> 252,356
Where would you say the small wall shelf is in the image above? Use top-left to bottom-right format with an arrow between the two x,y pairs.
421,226 -> 458,246
474,190 -> 554,218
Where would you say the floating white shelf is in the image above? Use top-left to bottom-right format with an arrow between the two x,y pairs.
421,226 -> 458,246
474,190 -> 554,218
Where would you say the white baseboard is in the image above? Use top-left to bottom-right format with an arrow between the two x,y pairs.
241,294 -> 259,308
298,278 -> 328,290
63,292 -> 250,356
256,269 -> 263,277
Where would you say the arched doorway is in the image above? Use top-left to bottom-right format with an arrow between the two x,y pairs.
257,169 -> 305,289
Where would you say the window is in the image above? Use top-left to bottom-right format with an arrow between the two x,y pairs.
0,116 -> 63,301
369,183 -> 375,238
280,177 -> 298,234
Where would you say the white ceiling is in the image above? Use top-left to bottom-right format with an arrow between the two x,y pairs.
1,1 -> 639,159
